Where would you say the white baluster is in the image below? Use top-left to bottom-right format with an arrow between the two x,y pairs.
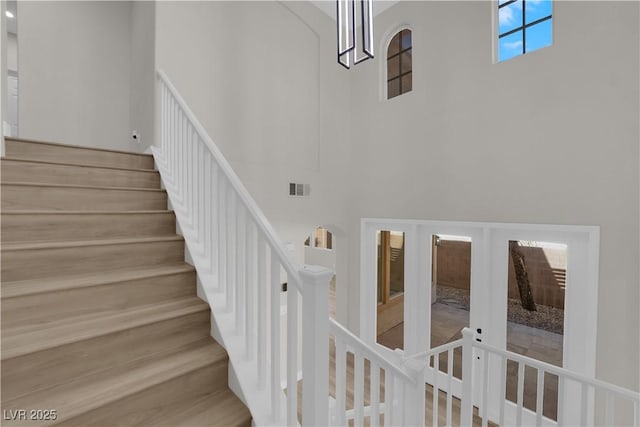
300,266 -> 332,426
270,254 -> 281,423
203,152 -> 212,271
335,339 -> 346,426
245,219 -> 255,360
225,190 -> 235,313
217,176 -> 227,291
536,368 -> 544,426
386,373 -> 394,427
235,204 -> 244,333
257,233 -> 267,388
211,162 -> 220,278
517,362 -> 525,427
354,353 -> 364,426
500,355 -> 507,426
433,354 -> 439,427
446,348 -> 453,427
460,328 -> 474,426
391,375 -> 402,426
371,360 -> 380,427
580,382 -> 588,426
286,277 -> 298,426
482,349 -> 489,427
604,393 -> 614,426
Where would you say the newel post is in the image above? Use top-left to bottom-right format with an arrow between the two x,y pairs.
300,265 -> 333,426
461,327 -> 475,426
402,357 -> 426,427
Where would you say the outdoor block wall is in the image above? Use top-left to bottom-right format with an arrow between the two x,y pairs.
436,240 -> 566,309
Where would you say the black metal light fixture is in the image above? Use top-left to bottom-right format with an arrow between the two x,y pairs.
337,0 -> 374,69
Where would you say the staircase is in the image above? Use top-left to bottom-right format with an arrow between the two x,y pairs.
1,137 -> 252,427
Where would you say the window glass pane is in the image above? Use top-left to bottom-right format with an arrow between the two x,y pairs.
525,0 -> 552,24
401,72 -> 412,94
401,30 -> 412,50
525,19 -> 552,53
388,79 -> 400,99
400,50 -> 412,74
388,33 -> 401,58
498,0 -> 523,35
387,55 -> 400,79
499,30 -> 523,62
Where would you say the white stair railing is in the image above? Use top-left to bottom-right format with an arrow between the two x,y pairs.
154,69 -> 334,426
404,328 -> 640,426
329,319 -> 426,426
458,328 -> 640,427
154,70 -> 426,426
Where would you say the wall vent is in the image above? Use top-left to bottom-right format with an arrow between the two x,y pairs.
289,182 -> 310,197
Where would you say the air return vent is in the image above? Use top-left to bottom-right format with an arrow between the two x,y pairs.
289,183 -> 310,197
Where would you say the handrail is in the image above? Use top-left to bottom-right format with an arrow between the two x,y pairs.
156,69 -> 302,289
329,319 -> 414,383
473,339 -> 640,402
403,338 -> 463,363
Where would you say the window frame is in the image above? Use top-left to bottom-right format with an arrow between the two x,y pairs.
381,25 -> 414,101
497,0 -> 553,62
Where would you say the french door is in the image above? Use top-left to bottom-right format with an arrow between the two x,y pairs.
360,219 -> 599,426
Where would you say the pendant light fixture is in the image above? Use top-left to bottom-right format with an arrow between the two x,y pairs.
337,0 -> 374,69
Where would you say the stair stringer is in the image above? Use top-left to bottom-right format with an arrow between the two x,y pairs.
153,149 -> 288,427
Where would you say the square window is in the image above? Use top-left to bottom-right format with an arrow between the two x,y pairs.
498,0 -> 523,35
525,18 -> 553,53
526,0 -> 552,24
499,30 -> 523,61
497,0 -> 552,63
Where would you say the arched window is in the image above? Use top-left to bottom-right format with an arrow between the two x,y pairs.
304,227 -> 333,250
387,29 -> 412,99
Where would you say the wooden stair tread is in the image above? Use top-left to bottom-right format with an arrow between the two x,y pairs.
2,296 -> 209,360
2,263 -> 195,298
1,181 -> 165,192
4,137 -> 153,158
141,389 -> 252,427
2,339 -> 226,426
1,235 -> 183,252
1,156 -> 157,173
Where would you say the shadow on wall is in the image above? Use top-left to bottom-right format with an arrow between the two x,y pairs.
436,240 -> 566,309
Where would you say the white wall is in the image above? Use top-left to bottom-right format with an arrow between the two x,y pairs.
345,0 -> 639,394
130,0 -> 155,152
155,1 -> 353,324
18,1 -> 133,150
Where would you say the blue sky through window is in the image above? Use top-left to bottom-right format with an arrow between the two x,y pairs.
498,0 -> 552,62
